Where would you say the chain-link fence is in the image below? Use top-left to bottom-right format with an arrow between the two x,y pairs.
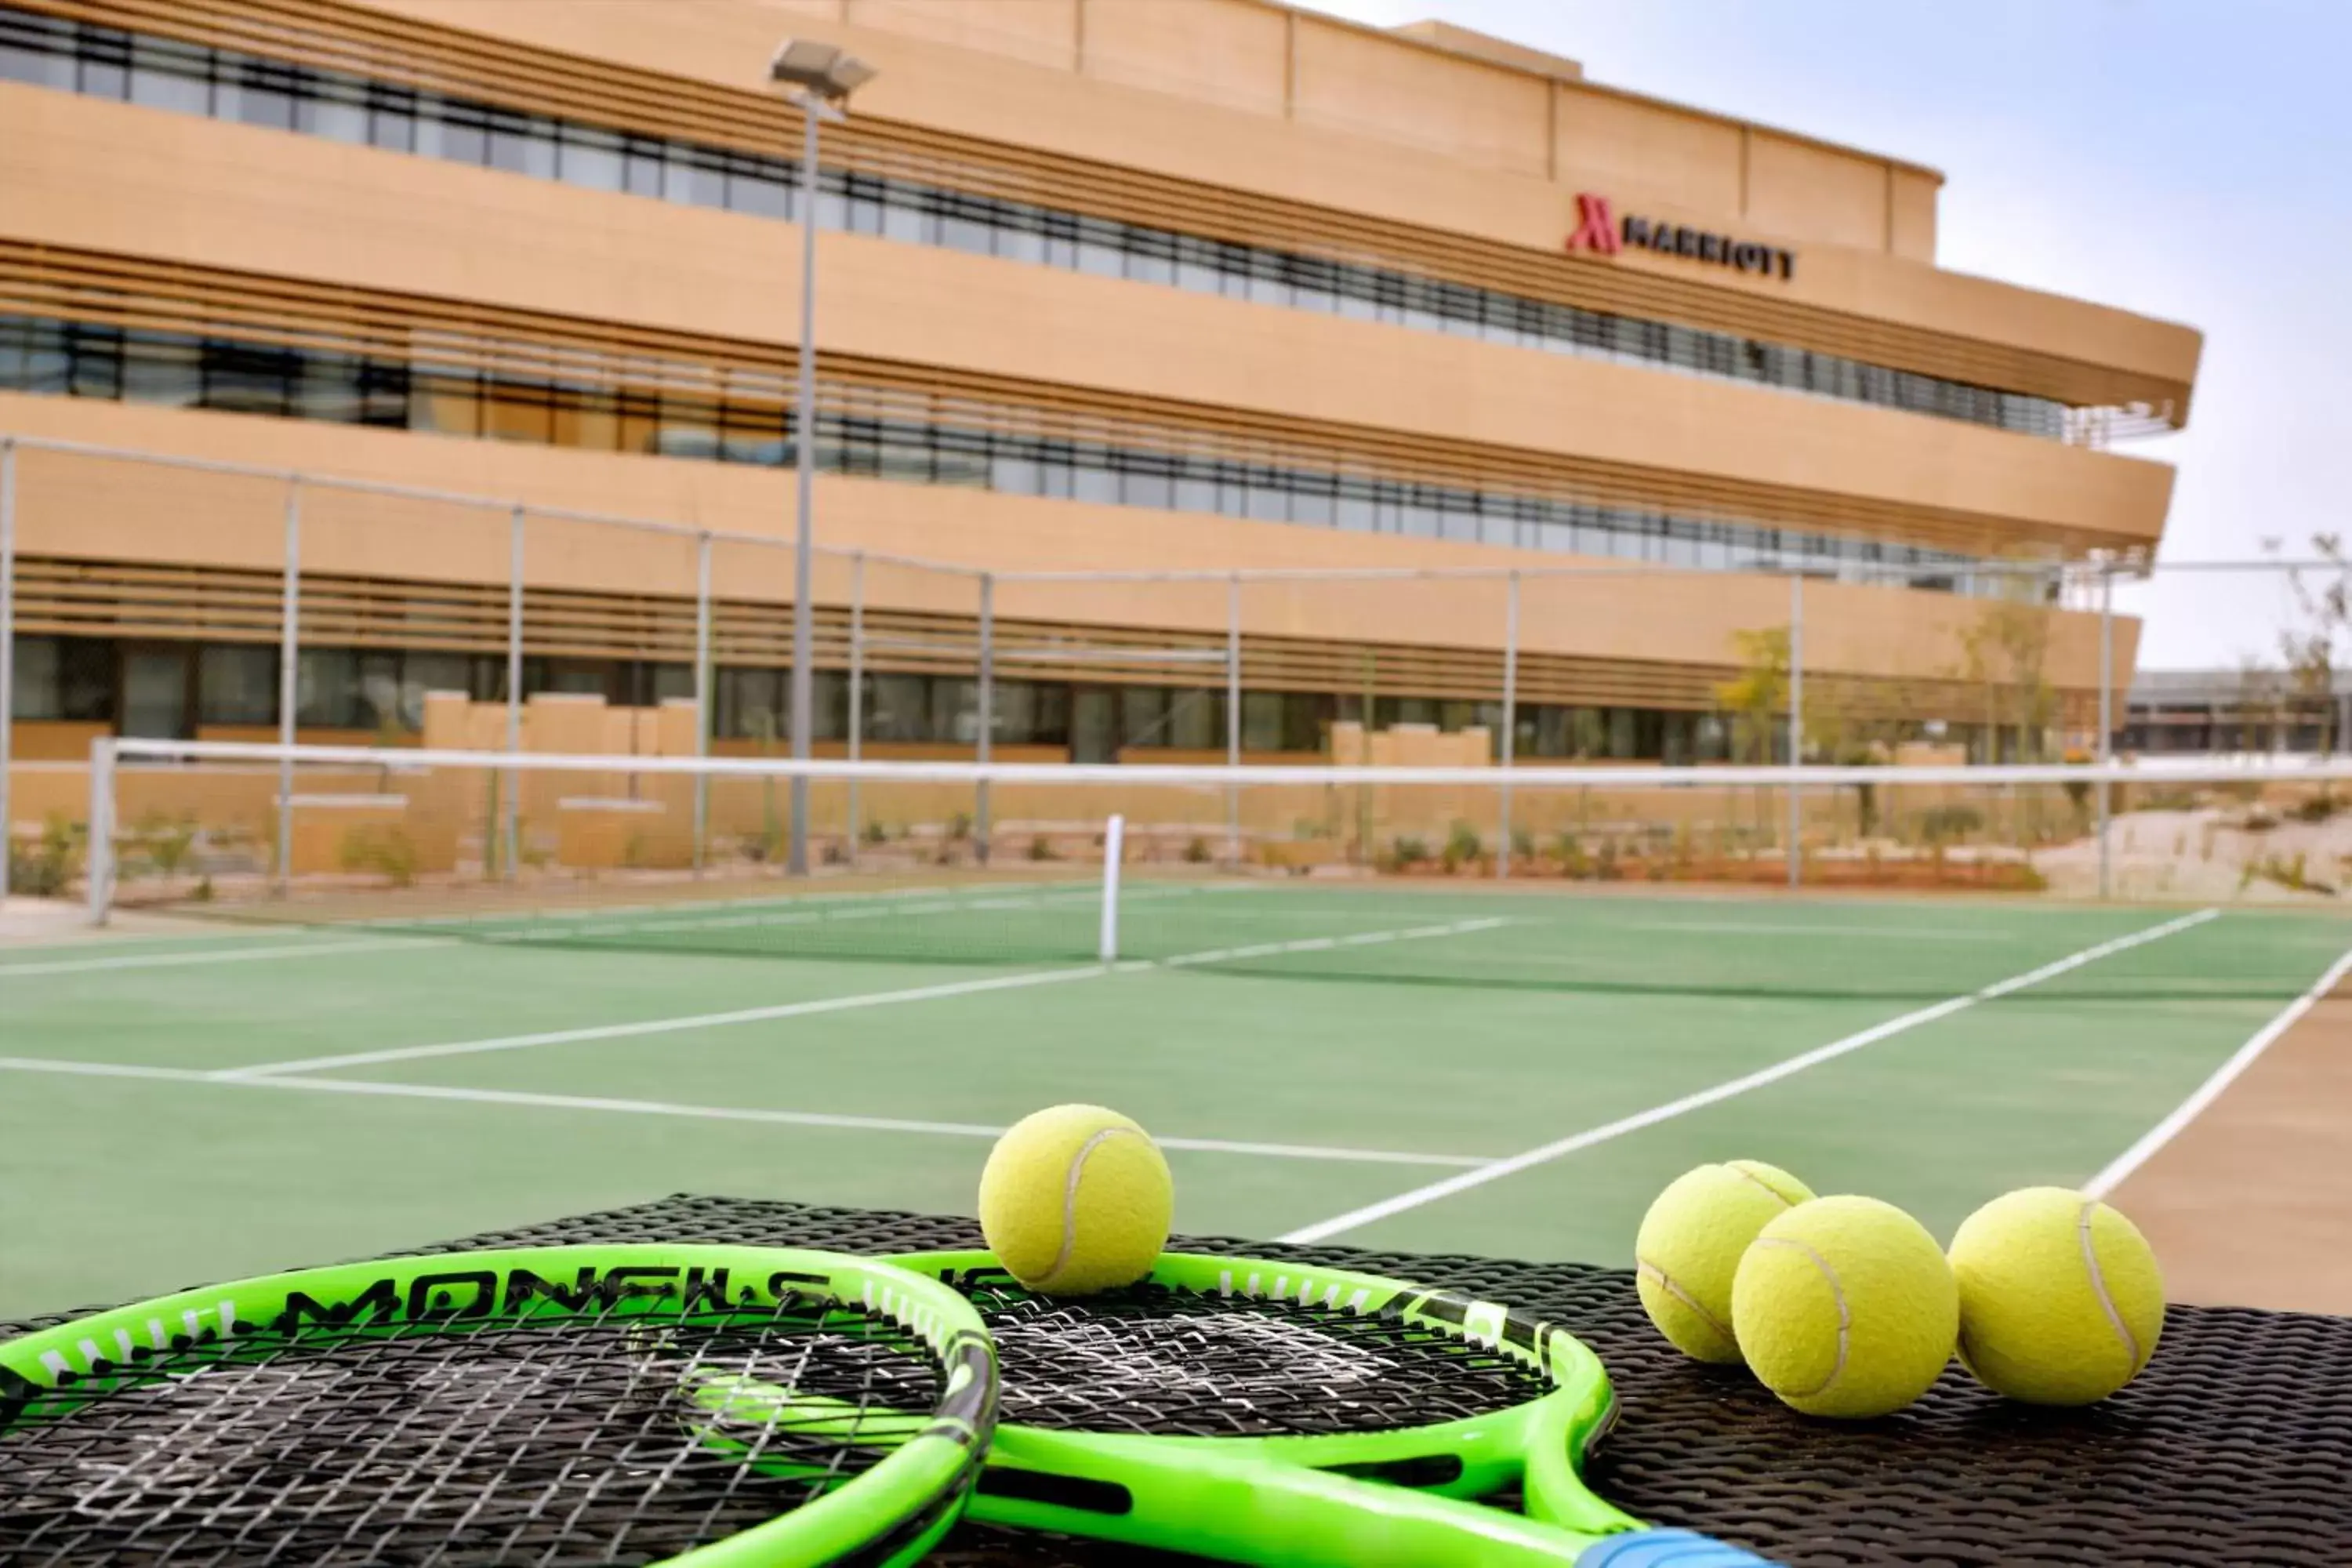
7,433 -> 2348,901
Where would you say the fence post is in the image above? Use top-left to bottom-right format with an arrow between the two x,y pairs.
848,551 -> 865,863
976,572 -> 993,866
2097,562 -> 2114,901
1498,569 -> 1519,881
1787,572 -> 1804,889
0,439 -> 13,905
1226,572 -> 1242,865
504,504 -> 524,880
693,531 -> 713,877
275,477 -> 301,896
86,737 -> 114,926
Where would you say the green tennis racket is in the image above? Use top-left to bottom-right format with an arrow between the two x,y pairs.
0,1243 -> 996,1566
874,1249 -> 1774,1566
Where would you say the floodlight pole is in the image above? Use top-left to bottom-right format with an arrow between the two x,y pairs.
787,98 -> 822,877
770,40 -> 875,877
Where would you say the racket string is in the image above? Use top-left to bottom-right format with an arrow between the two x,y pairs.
974,1284 -> 1546,1438
0,1298 -> 944,1565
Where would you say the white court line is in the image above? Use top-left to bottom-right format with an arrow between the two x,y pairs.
2084,939 -> 2352,1199
0,936 -> 458,978
0,881 -> 1245,978
214,964 -> 1116,1079
216,915 -> 1514,1080
0,1057 -> 1479,1167
1279,907 -> 2221,1244
1617,920 -> 2019,942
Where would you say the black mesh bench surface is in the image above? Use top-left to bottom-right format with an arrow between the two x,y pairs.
10,1193 -> 2350,1566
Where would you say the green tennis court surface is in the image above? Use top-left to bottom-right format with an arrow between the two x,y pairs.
4,879 -> 2345,1320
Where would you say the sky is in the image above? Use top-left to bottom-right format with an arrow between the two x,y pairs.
1301,0 -> 2352,670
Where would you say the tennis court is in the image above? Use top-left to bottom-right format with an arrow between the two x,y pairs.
6,874 -> 2344,1323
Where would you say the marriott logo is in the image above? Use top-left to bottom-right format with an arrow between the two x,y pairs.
1566,193 -> 1796,282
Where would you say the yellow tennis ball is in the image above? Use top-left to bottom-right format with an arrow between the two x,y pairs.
1635,1160 -> 1816,1363
1732,1196 -> 1958,1419
1947,1187 -> 2164,1406
978,1103 -> 1173,1296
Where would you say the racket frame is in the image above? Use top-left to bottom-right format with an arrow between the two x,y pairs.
0,1243 -> 996,1568
888,1248 -> 1651,1566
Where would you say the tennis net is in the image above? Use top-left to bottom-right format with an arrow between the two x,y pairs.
62,739 -> 2352,997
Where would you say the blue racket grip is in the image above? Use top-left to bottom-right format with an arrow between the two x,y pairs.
1577,1528 -> 1779,1566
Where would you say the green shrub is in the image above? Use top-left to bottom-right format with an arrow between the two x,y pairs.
863,818 -> 890,844
1029,835 -> 1059,862
1441,820 -> 1483,872
2290,793 -> 2342,824
1182,836 -> 1213,865
131,811 -> 199,880
947,811 -> 973,841
7,815 -> 82,898
1917,804 -> 1984,844
1390,835 -> 1430,868
339,824 -> 418,887
2245,851 -> 2334,895
1553,833 -> 1591,880
1509,826 -> 1534,861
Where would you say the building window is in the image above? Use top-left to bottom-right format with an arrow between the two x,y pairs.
197,644 -> 278,726
11,634 -> 114,722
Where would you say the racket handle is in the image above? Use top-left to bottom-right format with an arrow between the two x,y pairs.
1576,1528 -> 1779,1566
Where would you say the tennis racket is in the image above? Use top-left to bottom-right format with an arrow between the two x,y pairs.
868,1249 -> 1774,1566
0,1243 -> 996,1566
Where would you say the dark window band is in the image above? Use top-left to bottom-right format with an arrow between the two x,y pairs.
0,313 -> 2027,596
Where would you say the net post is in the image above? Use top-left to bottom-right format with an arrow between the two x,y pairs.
0,437 -> 13,906
85,735 -> 114,926
1498,568 -> 1519,882
1225,571 -> 1241,866
275,477 -> 301,897
503,503 -> 524,881
848,550 -> 865,864
692,531 -> 713,878
975,571 -> 993,867
1098,811 -> 1124,963
1787,571 -> 1804,890
2097,560 -> 2114,901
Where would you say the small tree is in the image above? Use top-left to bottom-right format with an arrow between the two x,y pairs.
2267,533 -> 2350,759
1958,574 -> 2059,764
1716,626 -> 1790,765
1716,626 -> 1790,849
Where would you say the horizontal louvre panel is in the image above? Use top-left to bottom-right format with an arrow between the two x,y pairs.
0,239 -> 2128,558
11,553 -> 2077,724
14,0 -> 2188,423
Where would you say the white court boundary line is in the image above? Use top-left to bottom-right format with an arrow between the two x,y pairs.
216,916 -> 1511,1080
1279,907 -> 2220,1244
2084,940 -> 2352,1199
0,1056 -> 1481,1168
0,936 -> 459,978
0,882 -> 1247,978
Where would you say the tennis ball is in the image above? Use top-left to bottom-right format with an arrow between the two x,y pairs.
1947,1187 -> 2164,1406
978,1103 -> 1173,1296
1732,1195 -> 1958,1419
1635,1160 -> 1816,1363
